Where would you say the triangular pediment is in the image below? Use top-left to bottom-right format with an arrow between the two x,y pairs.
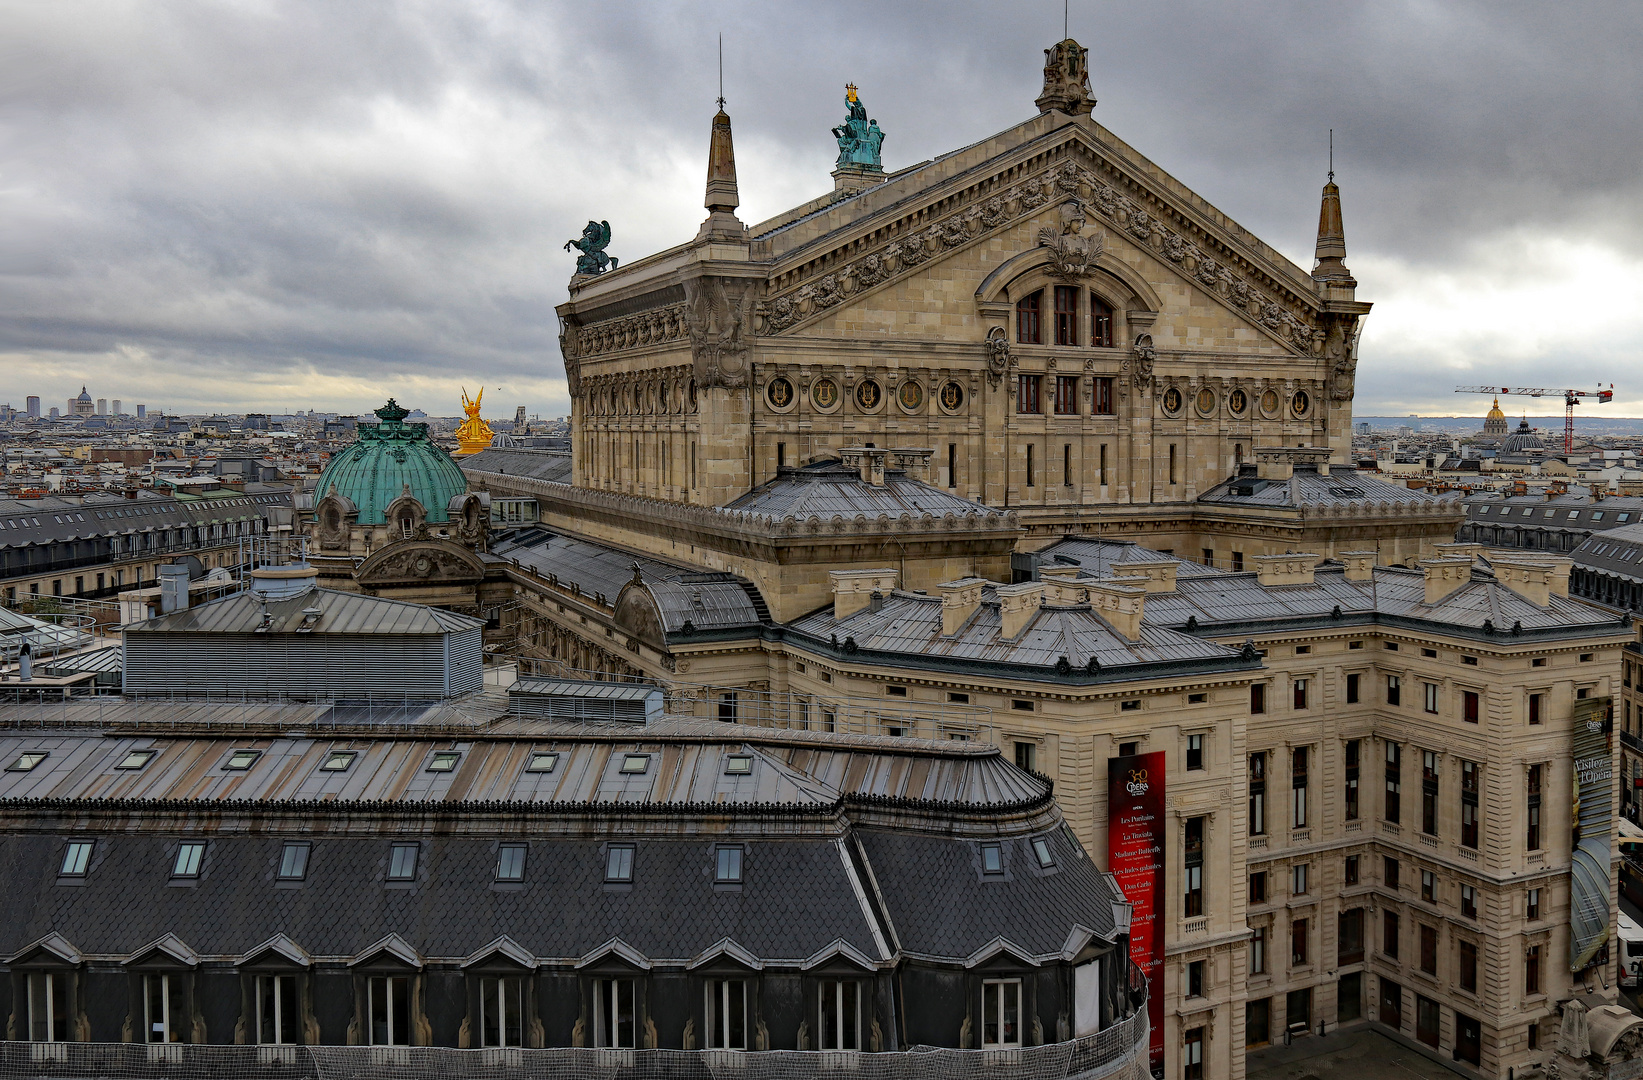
348,933 -> 421,970
124,933 -> 198,969
463,936 -> 536,971
239,933 -> 311,970
7,932 -> 82,967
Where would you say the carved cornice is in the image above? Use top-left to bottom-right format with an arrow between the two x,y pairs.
568,301 -> 691,361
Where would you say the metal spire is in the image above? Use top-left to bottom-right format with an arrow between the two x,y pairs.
1328,128 -> 1334,182
716,33 -> 725,110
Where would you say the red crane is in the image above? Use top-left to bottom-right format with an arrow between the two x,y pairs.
1454,385 -> 1615,454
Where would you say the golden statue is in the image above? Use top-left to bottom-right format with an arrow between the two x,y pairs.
454,387 -> 494,456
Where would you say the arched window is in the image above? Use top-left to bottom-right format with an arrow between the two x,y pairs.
1016,292 -> 1042,345
1091,296 -> 1114,347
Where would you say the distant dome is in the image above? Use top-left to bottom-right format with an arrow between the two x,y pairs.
313,399 -> 468,524
76,386 -> 92,402
489,432 -> 518,448
1500,418 -> 1547,455
1482,396 -> 1508,436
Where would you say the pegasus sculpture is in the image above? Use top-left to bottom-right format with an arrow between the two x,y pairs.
565,220 -> 618,276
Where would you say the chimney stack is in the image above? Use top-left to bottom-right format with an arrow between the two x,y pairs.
996,582 -> 1045,640
1338,551 -> 1376,582
1086,581 -> 1146,642
1420,557 -> 1474,606
829,568 -> 898,620
938,577 -> 987,636
1108,558 -> 1180,593
1253,552 -> 1320,588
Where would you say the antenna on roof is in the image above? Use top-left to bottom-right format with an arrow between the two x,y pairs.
1328,128 -> 1334,182
1064,0 -> 1069,38
717,32 -> 725,110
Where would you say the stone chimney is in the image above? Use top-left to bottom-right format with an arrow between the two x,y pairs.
888,447 -> 934,484
1254,444 -> 1332,481
1420,557 -> 1474,605
996,582 -> 1045,640
838,447 -> 887,486
937,577 -> 987,636
1087,581 -> 1146,642
1491,558 -> 1554,607
1532,554 -> 1573,598
1253,552 -> 1320,588
1339,551 -> 1376,582
1433,542 -> 1484,564
1037,565 -> 1089,606
829,568 -> 898,620
1108,558 -> 1179,593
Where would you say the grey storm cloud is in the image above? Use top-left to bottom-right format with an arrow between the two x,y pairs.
0,0 -> 1639,417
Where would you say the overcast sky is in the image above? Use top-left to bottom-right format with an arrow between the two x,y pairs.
2,0 -> 1639,420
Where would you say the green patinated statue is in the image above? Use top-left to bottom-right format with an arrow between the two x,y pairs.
832,84 -> 885,170
564,220 -> 619,276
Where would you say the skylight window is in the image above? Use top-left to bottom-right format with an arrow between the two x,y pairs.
525,751 -> 558,773
319,750 -> 356,772
619,754 -> 649,775
60,841 -> 93,877
606,845 -> 635,882
116,749 -> 157,770
173,841 -> 206,878
725,754 -> 753,775
6,751 -> 48,772
496,844 -> 526,882
387,844 -> 418,880
715,846 -> 743,883
278,842 -> 310,880
1031,836 -> 1055,869
224,750 -> 261,771
981,843 -> 1003,875
426,751 -> 461,773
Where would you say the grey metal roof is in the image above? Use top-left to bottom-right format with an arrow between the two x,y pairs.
458,448 -> 572,484
1464,492 -> 1643,534
0,488 -> 289,551
1032,537 -> 1220,578
724,460 -> 993,521
1197,465 -> 1456,511
511,678 -> 659,702
1572,522 -> 1643,583
125,586 -> 483,636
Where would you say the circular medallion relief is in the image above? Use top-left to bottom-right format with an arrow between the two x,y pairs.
765,376 -> 794,410
1161,387 -> 1183,416
897,380 -> 924,412
939,381 -> 965,412
1291,389 -> 1311,418
1259,388 -> 1280,417
1228,388 -> 1248,416
1195,387 -> 1217,416
855,379 -> 882,411
811,378 -> 840,410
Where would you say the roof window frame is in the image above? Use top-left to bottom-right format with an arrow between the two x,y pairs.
319,750 -> 357,772
724,754 -> 754,776
605,844 -> 636,884
60,839 -> 94,878
426,750 -> 462,773
116,748 -> 157,770
386,843 -> 419,882
222,749 -> 262,771
172,840 -> 206,879
277,841 -> 311,881
1031,836 -> 1056,869
618,754 -> 650,775
6,750 -> 48,772
980,842 -> 1004,876
525,750 -> 559,773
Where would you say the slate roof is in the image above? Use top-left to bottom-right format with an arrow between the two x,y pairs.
1198,464 -> 1455,511
1463,491 -> 1643,537
724,460 -> 992,521
1032,537 -> 1220,578
0,489 -> 289,551
126,585 -> 483,636
1571,522 -> 1643,584
459,448 -> 573,485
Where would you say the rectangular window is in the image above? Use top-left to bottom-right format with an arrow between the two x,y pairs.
1423,682 -> 1439,714
1055,375 -> 1079,416
716,846 -> 743,883
1293,864 -> 1308,896
525,751 -> 559,774
947,444 -> 957,488
1249,752 -> 1266,835
1291,918 -> 1309,966
1016,292 -> 1041,344
1292,747 -> 1308,829
1527,764 -> 1543,850
1249,871 -> 1267,904
1186,734 -> 1204,771
387,844 -> 418,881
1250,683 -> 1266,715
1528,888 -> 1541,920
320,750 -> 356,771
173,841 -> 205,878
1382,910 -> 1400,959
1188,960 -> 1204,1000
593,978 -> 633,1049
1460,760 -> 1480,849
224,749 -> 261,770
1344,739 -> 1360,821
1421,751 -> 1439,836
61,841 -> 93,877
278,842 -> 310,881
982,979 -> 1022,1049
620,754 -> 650,774
1054,285 -> 1079,345
1529,692 -> 1543,725
1183,1026 -> 1204,1080
1014,742 -> 1036,773
26,973 -> 71,1042
1384,856 -> 1400,890
1091,296 -> 1114,347
1416,995 -> 1440,1047
1293,679 -> 1309,711
1419,925 -> 1437,975
1460,884 -> 1477,920
496,844 -> 526,882
1184,816 -> 1204,917
1421,869 -> 1436,903
705,980 -> 748,1052
981,842 -> 1003,874
1339,908 -> 1365,965
1345,855 -> 1359,885
717,694 -> 738,723
426,751 -> 460,772
606,845 -> 635,883
1526,944 -> 1542,996
1063,443 -> 1073,486
145,973 -> 187,1044
1250,926 -> 1267,974
1246,998 -> 1270,1046
1025,442 -> 1036,487
1092,377 -> 1114,415
1463,691 -> 1479,724
257,974 -> 299,1045
1387,675 -> 1401,706
1385,743 -> 1402,824
1168,443 -> 1177,486
368,976 -> 410,1046
819,980 -> 861,1051
1017,375 -> 1041,414
117,749 -> 157,770
1346,673 -> 1360,704
1459,940 -> 1478,993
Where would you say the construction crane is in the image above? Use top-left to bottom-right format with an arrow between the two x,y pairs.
1454,385 -> 1615,454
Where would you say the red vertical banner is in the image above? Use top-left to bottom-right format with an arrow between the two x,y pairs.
1109,752 -> 1166,1076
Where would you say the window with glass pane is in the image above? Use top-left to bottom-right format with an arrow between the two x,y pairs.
1460,761 -> 1480,848
1421,751 -> 1439,835
1053,286 -> 1079,346
480,976 -> 523,1047
1386,675 -> 1401,706
118,749 -> 156,770
1338,908 -> 1365,965
1385,743 -> 1402,824
1183,1026 -> 1204,1079
594,978 -> 634,1048
716,846 -> 742,883
257,974 -> 299,1044
427,751 -> 460,772
1032,836 -> 1055,868
496,844 -> 526,882
1250,927 -> 1266,974
1419,926 -> 1437,974
819,980 -> 861,1050
1291,918 -> 1308,966
61,841 -> 93,877
1344,740 -> 1360,820
27,973 -> 71,1042
278,843 -> 309,881
1382,910 -> 1399,959
368,976 -> 410,1046
1527,764 -> 1542,850
1016,292 -> 1042,344
173,842 -> 205,878
1017,375 -> 1041,414
705,979 -> 747,1049
1292,747 -> 1308,828
606,845 -> 634,883
7,750 -> 48,771
1090,296 -> 1114,347
1183,817 -> 1204,916
320,751 -> 355,771
1054,375 -> 1079,415
1248,752 -> 1266,835
1458,940 -> 1477,992
1092,377 -> 1114,415
387,844 -> 418,880
981,843 -> 1003,874
525,752 -> 558,773
982,979 -> 1021,1048
225,750 -> 260,770
145,973 -> 187,1043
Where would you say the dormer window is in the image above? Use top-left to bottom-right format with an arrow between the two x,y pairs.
172,841 -> 206,878
981,843 -> 1003,875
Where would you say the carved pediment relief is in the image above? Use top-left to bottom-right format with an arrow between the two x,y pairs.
356,539 -> 485,588
613,583 -> 666,648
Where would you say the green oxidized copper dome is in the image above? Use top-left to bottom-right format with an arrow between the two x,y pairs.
315,399 -> 468,525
